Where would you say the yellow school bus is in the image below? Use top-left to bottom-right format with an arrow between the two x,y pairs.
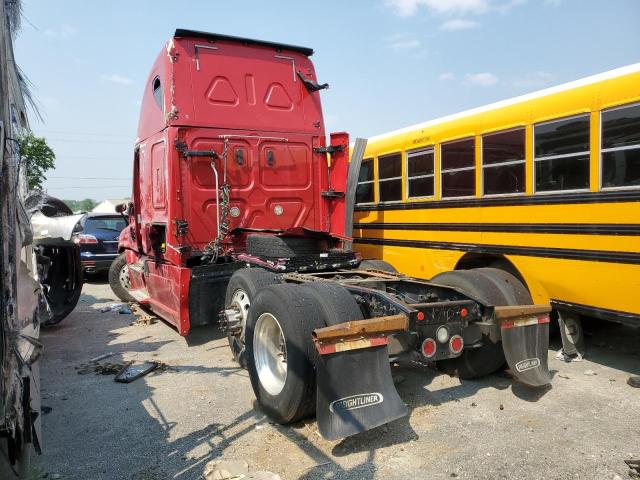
353,63 -> 640,324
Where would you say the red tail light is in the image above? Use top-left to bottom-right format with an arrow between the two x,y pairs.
421,338 -> 437,358
449,335 -> 464,355
73,234 -> 98,244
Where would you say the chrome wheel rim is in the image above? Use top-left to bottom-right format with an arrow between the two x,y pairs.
231,289 -> 251,341
253,313 -> 287,395
119,264 -> 131,290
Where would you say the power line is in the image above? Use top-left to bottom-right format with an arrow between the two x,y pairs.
47,176 -> 132,180
46,186 -> 131,190
46,138 -> 132,145
50,155 -> 131,160
36,129 -> 133,138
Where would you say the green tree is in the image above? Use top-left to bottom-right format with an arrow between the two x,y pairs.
18,133 -> 56,190
63,199 -> 97,213
78,198 -> 97,211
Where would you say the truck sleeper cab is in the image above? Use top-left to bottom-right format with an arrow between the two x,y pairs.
118,29 -> 552,440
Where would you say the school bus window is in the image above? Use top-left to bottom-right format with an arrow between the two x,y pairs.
355,158 -> 374,204
441,138 -> 475,198
601,103 -> 640,189
378,153 -> 402,202
482,128 -> 525,195
534,115 -> 590,192
407,148 -> 434,198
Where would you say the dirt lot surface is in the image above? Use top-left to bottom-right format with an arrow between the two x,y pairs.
32,279 -> 640,480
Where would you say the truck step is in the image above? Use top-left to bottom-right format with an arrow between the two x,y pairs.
129,288 -> 150,304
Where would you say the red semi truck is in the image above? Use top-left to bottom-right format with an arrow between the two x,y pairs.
113,29 -> 552,439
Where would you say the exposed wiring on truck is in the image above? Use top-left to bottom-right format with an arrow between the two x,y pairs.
202,138 -> 231,264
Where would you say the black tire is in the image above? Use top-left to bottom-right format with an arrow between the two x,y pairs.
225,268 -> 280,367
108,253 -> 135,303
359,259 -> 398,273
299,282 -> 364,328
245,284 -> 326,423
247,234 -> 326,257
431,268 -> 532,380
41,245 -> 83,326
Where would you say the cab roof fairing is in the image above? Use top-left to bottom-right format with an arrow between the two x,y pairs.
137,31 -> 325,143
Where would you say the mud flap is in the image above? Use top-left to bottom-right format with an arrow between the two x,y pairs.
316,345 -> 408,440
499,306 -> 552,387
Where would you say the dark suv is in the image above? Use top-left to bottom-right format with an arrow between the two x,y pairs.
72,212 -> 127,274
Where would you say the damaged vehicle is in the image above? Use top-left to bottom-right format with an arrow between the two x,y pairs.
26,193 -> 83,326
116,29 -> 553,441
1,2 -> 83,476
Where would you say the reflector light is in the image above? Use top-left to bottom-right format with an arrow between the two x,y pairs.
73,234 -> 98,244
460,307 -> 468,318
416,311 -> 425,321
449,335 -> 464,354
436,326 -> 449,343
421,338 -> 437,358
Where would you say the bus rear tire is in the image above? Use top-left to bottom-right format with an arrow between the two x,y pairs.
431,268 -> 532,380
245,284 -> 326,424
359,259 -> 398,273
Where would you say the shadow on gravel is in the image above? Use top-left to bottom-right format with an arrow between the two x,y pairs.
579,319 -> 640,376
37,282 -> 640,480
185,323 -> 227,347
83,271 -> 110,285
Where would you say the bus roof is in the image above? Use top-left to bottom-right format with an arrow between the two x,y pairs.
174,29 -> 314,57
367,62 -> 640,144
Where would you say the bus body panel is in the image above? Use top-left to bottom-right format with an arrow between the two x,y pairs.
353,64 -> 640,322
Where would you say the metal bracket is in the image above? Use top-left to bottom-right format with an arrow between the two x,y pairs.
194,44 -> 219,71
297,71 -> 329,92
274,55 -> 296,81
313,145 -> 344,155
175,140 -> 218,159
321,190 -> 345,199
173,218 -> 189,236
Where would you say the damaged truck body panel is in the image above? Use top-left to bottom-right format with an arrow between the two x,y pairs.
1,2 -> 83,475
119,29 -> 552,440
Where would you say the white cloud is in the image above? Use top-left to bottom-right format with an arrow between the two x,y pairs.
102,74 -> 134,86
385,33 -> 422,50
440,19 -> 479,31
384,0 -> 489,17
393,39 -> 421,49
440,72 -> 455,81
464,72 -> 499,86
512,71 -> 556,88
384,0 -> 538,17
43,24 -> 76,38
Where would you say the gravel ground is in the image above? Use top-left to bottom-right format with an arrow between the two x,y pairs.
31,278 -> 640,480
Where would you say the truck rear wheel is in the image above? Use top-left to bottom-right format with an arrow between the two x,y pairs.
298,282 -> 364,328
431,268 -> 533,380
224,268 -> 280,367
108,253 -> 135,303
245,284 -> 325,423
247,234 -> 326,257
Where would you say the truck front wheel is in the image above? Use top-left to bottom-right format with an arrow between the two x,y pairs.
108,253 -> 135,303
431,268 -> 533,380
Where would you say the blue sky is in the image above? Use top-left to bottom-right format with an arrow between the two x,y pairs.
14,0 -> 640,200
